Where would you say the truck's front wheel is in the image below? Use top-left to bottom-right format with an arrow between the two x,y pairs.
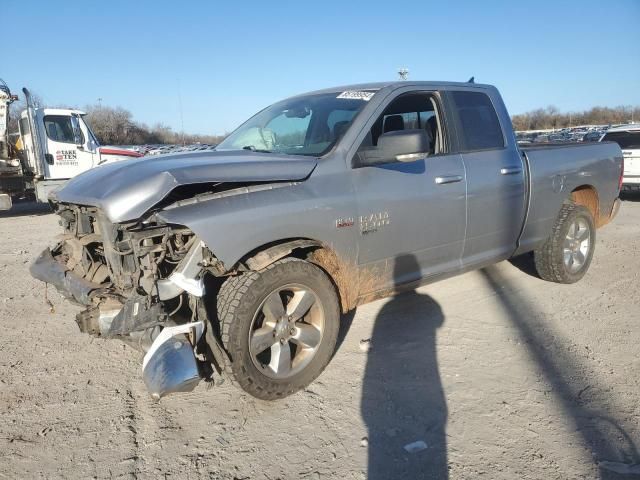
216,257 -> 339,400
534,203 -> 596,283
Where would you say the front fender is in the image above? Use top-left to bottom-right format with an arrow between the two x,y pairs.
155,174 -> 358,272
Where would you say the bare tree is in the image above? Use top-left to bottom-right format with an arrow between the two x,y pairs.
83,105 -> 226,145
84,105 -> 136,145
513,105 -> 640,131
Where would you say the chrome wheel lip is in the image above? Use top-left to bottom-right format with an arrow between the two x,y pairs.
563,217 -> 591,274
248,283 -> 325,380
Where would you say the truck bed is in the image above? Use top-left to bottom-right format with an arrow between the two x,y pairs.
517,141 -> 622,255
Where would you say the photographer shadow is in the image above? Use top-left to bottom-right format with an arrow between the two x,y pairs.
361,253 -> 448,479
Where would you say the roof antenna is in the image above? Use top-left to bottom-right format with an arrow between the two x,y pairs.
398,67 -> 409,81
467,76 -> 475,83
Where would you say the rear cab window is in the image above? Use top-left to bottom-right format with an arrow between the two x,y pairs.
449,91 -> 505,151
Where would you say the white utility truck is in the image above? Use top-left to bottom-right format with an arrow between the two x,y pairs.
0,80 -> 142,210
601,124 -> 640,192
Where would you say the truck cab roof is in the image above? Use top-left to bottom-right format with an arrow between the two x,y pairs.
289,80 -> 495,99
20,108 -> 86,118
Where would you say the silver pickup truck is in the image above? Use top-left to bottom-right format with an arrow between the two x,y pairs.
31,81 -> 623,400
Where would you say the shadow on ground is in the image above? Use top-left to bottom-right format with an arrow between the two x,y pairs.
336,309 -> 356,355
481,265 -> 640,479
362,254 -> 448,480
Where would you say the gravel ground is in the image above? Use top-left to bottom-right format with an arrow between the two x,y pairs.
0,198 -> 639,480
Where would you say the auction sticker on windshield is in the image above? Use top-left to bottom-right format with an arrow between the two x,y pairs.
337,91 -> 376,101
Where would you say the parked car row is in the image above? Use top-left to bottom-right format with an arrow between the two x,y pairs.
517,123 -> 640,193
131,143 -> 218,156
516,125 -> 611,145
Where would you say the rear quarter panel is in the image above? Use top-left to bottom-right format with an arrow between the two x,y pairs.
516,142 -> 622,254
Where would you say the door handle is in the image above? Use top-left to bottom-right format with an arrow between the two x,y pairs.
434,175 -> 463,185
500,167 -> 522,175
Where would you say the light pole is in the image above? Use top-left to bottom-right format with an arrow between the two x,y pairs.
177,79 -> 185,146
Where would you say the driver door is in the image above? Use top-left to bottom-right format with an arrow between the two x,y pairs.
42,114 -> 95,179
350,91 -> 466,293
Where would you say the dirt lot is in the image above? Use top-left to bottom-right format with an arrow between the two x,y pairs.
0,198 -> 639,480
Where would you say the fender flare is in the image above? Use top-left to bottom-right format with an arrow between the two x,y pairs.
244,239 -> 323,271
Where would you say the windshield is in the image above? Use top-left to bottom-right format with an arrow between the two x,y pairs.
216,91 -> 376,156
81,114 -> 101,148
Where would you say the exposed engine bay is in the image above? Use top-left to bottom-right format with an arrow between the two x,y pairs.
30,203 -> 228,398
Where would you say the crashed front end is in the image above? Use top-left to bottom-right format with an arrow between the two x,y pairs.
30,203 -> 224,399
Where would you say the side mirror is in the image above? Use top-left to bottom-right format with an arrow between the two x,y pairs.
70,115 -> 83,147
376,129 -> 430,163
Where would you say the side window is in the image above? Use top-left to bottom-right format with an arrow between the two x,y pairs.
419,110 -> 436,126
450,91 -> 504,151
43,115 -> 77,144
381,111 -> 419,130
355,92 -> 444,166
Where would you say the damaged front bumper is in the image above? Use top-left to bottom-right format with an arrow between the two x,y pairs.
30,248 -> 101,306
30,248 -> 167,338
30,240 -> 213,399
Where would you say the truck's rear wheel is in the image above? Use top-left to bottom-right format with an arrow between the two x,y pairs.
216,257 -> 339,400
534,204 -> 595,283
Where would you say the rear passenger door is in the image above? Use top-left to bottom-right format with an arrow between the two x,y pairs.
448,90 -> 526,266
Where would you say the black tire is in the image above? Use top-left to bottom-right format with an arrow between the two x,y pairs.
534,203 -> 596,284
216,257 -> 340,400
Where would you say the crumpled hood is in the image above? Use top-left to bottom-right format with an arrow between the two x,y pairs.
53,150 -> 317,223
